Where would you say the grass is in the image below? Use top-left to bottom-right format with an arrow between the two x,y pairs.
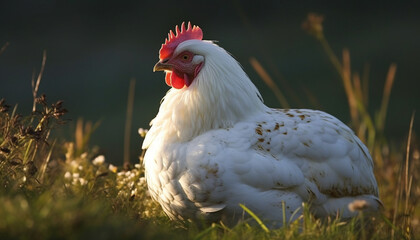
0,15 -> 419,239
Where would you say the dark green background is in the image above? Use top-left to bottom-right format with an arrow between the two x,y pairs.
1,0 -> 419,163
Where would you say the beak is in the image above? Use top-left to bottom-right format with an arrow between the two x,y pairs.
153,60 -> 173,72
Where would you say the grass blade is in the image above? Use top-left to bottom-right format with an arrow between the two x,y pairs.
38,139 -> 56,181
403,112 -> 415,236
282,200 -> 286,227
193,223 -> 218,240
239,204 -> 270,233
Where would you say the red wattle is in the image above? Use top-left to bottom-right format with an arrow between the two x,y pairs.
165,72 -> 186,89
165,72 -> 172,86
164,71 -> 190,89
165,71 -> 185,89
171,72 -> 185,89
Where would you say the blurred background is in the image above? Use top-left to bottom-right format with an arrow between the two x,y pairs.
0,0 -> 419,164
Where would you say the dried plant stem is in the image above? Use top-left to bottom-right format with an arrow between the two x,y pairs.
392,159 -> 403,239
32,50 -> 47,112
403,112 -> 415,235
124,78 -> 136,165
23,51 -> 48,163
75,118 -> 84,152
23,141 -> 33,164
361,63 -> 370,106
73,118 -> 99,156
38,139 -> 56,182
0,42 -> 9,56
317,34 -> 342,76
391,112 -> 415,239
317,35 -> 357,117
352,73 -> 363,108
249,57 -> 289,108
377,64 -> 397,131
342,49 -> 359,126
316,35 -> 378,149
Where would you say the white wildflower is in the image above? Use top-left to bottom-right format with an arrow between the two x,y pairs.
72,173 -> 80,179
93,155 -> 105,166
138,128 -> 148,138
79,178 -> 87,186
64,171 -> 72,179
109,164 -> 117,173
139,177 -> 146,185
134,163 -> 141,169
78,165 -> 83,170
70,160 -> 78,168
80,152 -> 88,159
18,197 -> 29,210
131,188 -> 137,196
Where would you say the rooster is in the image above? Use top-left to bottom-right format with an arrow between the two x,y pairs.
142,22 -> 381,226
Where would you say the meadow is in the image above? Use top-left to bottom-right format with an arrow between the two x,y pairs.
0,14 -> 418,239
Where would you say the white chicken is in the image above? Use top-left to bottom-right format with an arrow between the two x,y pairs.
142,22 -> 381,226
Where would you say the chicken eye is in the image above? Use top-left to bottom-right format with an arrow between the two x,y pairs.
183,55 -> 189,60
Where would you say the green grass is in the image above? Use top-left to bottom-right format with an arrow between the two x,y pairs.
0,14 -> 419,239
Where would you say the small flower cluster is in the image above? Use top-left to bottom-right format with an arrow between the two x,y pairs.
62,143 -> 114,191
61,142 -> 161,219
116,164 -> 146,199
63,153 -> 93,188
115,164 -> 161,218
64,170 -> 87,186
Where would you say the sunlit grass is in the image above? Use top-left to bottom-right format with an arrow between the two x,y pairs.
251,13 -> 419,239
0,14 -> 418,239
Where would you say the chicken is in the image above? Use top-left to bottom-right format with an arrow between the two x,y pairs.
142,22 -> 381,226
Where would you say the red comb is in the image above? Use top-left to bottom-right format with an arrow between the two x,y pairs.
159,22 -> 203,60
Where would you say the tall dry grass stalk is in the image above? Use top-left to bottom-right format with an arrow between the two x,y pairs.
391,113 -> 416,239
0,42 -> 9,56
124,78 -> 136,165
32,50 -> 47,112
249,57 -> 289,109
74,118 -> 100,157
23,50 -> 47,164
377,64 -> 397,132
301,13 -> 397,157
302,13 -> 418,239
